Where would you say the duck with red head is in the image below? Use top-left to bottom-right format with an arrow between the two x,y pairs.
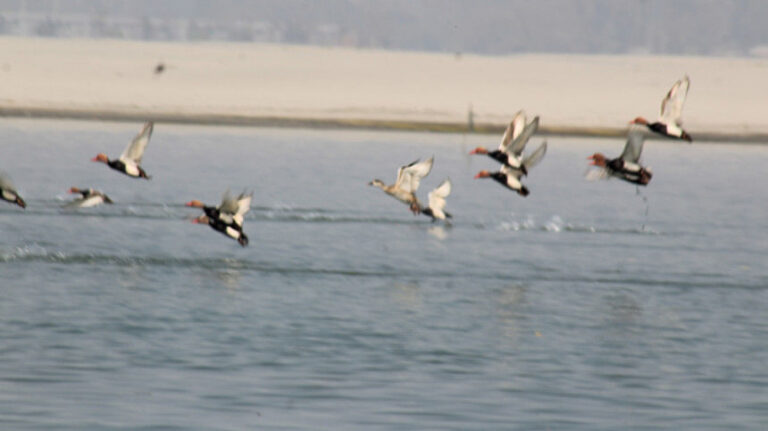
0,171 -> 25,209
185,199 -> 219,219
473,140 -> 547,197
469,112 -> 539,175
187,190 -> 253,246
185,191 -> 252,230
586,131 -> 652,186
92,122 -> 154,179
631,75 -> 693,142
474,168 -> 529,196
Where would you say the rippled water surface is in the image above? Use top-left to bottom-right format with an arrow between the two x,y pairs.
1,119 -> 767,430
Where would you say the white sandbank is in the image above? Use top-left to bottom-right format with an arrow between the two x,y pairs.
1,37 -> 766,139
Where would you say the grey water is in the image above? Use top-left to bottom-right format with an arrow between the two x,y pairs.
1,119 -> 767,430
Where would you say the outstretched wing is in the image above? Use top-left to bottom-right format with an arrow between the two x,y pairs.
619,131 -> 645,164
522,141 -> 547,172
499,110 -> 526,152
217,190 -> 252,228
427,178 -> 451,215
394,159 -> 419,188
215,189 -> 238,225
397,156 -> 433,193
233,192 -> 253,227
120,121 -> 154,164
660,75 -> 689,126
506,116 -> 539,157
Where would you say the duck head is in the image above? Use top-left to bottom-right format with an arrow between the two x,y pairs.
68,187 -> 81,194
91,153 -> 109,163
474,170 -> 492,179
588,153 -> 607,167
14,196 -> 26,209
237,233 -> 249,247
185,199 -> 205,208
630,117 -> 649,126
469,147 -> 489,155
368,179 -> 385,189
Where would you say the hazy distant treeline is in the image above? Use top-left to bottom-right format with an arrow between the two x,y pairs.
1,0 -> 766,56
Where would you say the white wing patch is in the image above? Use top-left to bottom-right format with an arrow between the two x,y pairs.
522,141 -> 547,171
499,110 -> 527,152
506,116 -> 539,157
233,192 -> 253,227
619,131 -> 645,164
660,75 -> 689,126
501,165 -> 524,184
217,190 -> 252,228
427,179 -> 451,219
120,121 -> 154,164
72,195 -> 103,208
397,157 -> 433,193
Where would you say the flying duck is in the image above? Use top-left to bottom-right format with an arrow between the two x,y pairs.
0,172 -> 26,208
420,178 -> 452,221
65,187 -> 114,208
631,75 -> 692,142
470,112 -> 539,175
92,122 -> 154,179
188,190 -> 252,246
369,157 -> 433,214
185,190 -> 252,230
474,141 -> 547,196
587,131 -> 652,186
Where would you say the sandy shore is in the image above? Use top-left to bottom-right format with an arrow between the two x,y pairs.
1,37 -> 767,141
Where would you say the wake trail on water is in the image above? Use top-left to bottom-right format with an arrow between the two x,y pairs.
1,201 -> 663,234
495,214 -> 661,236
2,245 -> 760,290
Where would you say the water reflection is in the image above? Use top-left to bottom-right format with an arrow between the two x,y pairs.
215,268 -> 243,290
427,225 -> 451,240
495,284 -> 527,341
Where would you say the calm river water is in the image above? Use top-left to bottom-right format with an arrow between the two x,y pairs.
1,119 -> 766,430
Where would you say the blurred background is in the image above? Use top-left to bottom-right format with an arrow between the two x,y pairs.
1,0 -> 768,56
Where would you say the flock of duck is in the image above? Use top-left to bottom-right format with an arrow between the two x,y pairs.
368,75 -> 690,219
0,75 -> 691,246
